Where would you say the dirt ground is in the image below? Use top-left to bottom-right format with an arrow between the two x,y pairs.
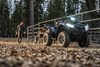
0,38 -> 100,67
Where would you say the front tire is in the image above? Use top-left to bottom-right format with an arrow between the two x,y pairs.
18,38 -> 22,43
57,31 -> 70,47
78,35 -> 90,47
43,33 -> 52,46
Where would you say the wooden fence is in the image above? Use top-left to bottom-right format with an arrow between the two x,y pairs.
27,9 -> 100,44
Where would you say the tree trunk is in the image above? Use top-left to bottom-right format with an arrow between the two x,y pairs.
85,0 -> 100,28
29,0 -> 34,25
85,0 -> 95,10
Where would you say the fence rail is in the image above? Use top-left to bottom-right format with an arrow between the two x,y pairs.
89,30 -> 100,44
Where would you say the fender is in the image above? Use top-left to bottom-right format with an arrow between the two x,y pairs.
57,24 -> 69,35
43,26 -> 50,33
43,26 -> 57,38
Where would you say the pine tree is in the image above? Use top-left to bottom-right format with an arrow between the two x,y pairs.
66,0 -> 75,15
0,0 -> 10,37
10,1 -> 23,37
34,0 -> 44,23
47,0 -> 65,20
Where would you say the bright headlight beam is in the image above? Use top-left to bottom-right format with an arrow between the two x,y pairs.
85,24 -> 89,31
66,23 -> 74,28
70,17 -> 75,21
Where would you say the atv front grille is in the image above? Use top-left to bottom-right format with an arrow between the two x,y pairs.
75,26 -> 85,32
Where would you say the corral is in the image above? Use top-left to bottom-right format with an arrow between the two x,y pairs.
27,9 -> 100,45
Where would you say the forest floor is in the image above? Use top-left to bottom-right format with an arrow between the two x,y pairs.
0,38 -> 100,67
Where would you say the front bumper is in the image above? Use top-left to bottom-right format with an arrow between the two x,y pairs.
69,28 -> 88,40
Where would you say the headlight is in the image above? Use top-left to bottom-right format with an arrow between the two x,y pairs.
66,23 -> 74,28
70,17 -> 75,21
85,24 -> 89,31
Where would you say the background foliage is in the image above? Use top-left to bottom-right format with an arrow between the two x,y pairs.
0,0 -> 100,37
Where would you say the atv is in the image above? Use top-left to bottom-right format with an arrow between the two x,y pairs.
42,17 -> 90,47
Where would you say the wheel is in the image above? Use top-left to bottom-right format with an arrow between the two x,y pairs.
33,37 -> 37,44
57,31 -> 70,47
43,33 -> 52,46
18,38 -> 22,43
78,35 -> 90,47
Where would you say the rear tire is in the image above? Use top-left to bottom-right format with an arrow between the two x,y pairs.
78,35 -> 90,47
43,33 -> 52,46
57,31 -> 70,47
